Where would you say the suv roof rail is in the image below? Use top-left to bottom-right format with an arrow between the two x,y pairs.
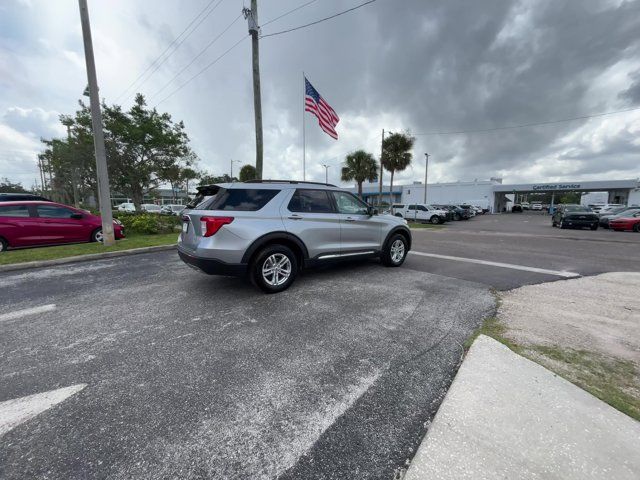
242,179 -> 337,187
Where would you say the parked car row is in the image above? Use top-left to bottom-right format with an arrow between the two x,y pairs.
551,204 -> 640,232
116,202 -> 185,215
388,203 -> 485,224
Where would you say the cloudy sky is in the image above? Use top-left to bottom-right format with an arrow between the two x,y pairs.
1,0 -> 639,189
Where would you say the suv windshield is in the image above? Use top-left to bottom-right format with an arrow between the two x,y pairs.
206,188 -> 280,211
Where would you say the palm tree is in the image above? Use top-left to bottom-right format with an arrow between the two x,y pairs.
381,132 -> 415,204
341,150 -> 378,198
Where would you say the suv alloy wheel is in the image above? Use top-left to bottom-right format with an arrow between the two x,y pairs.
382,234 -> 408,267
250,244 -> 298,293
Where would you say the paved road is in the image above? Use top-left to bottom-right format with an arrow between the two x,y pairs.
2,213 -> 638,479
406,213 -> 640,289
0,253 -> 493,479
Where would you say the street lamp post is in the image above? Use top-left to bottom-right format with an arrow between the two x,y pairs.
423,153 -> 429,204
320,164 -> 330,184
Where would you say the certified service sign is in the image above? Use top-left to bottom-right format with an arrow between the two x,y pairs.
532,183 -> 581,191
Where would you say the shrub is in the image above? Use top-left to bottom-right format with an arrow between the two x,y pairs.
113,212 -> 181,234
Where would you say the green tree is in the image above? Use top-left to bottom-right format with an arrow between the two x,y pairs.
158,152 -> 198,202
39,102 -> 97,206
181,167 -> 200,197
559,192 -> 582,204
103,93 -> 191,210
39,94 -> 194,210
198,172 -> 236,185
0,177 -> 28,193
341,150 -> 378,198
239,164 -> 257,182
381,132 -> 414,201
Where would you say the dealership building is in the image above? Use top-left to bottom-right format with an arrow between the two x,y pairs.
350,178 -> 640,212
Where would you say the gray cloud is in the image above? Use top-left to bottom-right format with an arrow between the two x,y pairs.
620,69 -> 640,105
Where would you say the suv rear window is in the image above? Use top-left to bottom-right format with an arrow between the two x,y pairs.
0,205 -> 30,217
288,189 -> 334,213
206,188 -> 279,211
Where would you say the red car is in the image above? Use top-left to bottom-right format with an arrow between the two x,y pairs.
0,201 -> 125,252
609,213 -> 640,232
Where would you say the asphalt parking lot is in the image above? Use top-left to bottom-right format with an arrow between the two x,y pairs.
1,212 -> 639,479
406,212 -> 640,289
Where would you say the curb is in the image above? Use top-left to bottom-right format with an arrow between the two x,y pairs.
0,244 -> 176,273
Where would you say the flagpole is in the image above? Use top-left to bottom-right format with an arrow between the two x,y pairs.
302,71 -> 306,181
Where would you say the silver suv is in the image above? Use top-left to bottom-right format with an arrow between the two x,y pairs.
178,181 -> 412,293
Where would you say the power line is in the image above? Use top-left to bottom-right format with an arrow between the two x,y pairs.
114,0 -> 224,103
260,0 -> 377,38
414,106 -> 640,136
152,14 -> 243,99
155,35 -> 249,106
261,0 -> 318,27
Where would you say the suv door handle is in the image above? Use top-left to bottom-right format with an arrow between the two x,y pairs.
345,217 -> 356,222
288,214 -> 303,220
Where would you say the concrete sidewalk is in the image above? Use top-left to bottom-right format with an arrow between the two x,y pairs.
404,335 -> 640,480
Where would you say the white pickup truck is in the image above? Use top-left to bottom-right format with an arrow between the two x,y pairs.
392,203 -> 449,224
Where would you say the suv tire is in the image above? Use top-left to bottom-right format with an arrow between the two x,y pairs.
382,234 -> 408,267
250,244 -> 298,293
0,237 -> 8,253
91,228 -> 104,243
430,215 -> 441,225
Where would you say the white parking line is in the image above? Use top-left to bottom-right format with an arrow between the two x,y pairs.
0,384 -> 87,437
0,304 -> 57,322
408,251 -> 580,278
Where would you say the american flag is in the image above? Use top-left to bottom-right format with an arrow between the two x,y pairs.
305,77 -> 339,140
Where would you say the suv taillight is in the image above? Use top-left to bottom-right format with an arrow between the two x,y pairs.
200,216 -> 233,237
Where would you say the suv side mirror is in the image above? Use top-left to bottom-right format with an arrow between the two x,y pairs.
368,207 -> 378,216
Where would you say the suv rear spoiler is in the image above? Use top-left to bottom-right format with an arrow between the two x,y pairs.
186,184 -> 221,209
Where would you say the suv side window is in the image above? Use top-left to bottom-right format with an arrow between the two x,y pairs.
207,188 -> 279,211
288,189 -> 334,213
0,205 -> 30,217
417,205 -> 427,211
36,205 -> 75,218
332,192 -> 369,215
407,205 -> 416,210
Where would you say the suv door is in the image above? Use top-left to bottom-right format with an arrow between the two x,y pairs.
331,191 -> 382,253
35,204 -> 87,243
0,204 -> 41,246
405,204 -> 426,222
281,189 -> 341,258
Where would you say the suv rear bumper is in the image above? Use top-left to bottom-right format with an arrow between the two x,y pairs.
178,249 -> 247,276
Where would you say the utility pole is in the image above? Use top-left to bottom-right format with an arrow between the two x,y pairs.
230,159 -> 240,180
78,0 -> 115,246
320,164 -> 330,184
378,129 -> 384,207
244,1 -> 263,179
423,153 -> 429,204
